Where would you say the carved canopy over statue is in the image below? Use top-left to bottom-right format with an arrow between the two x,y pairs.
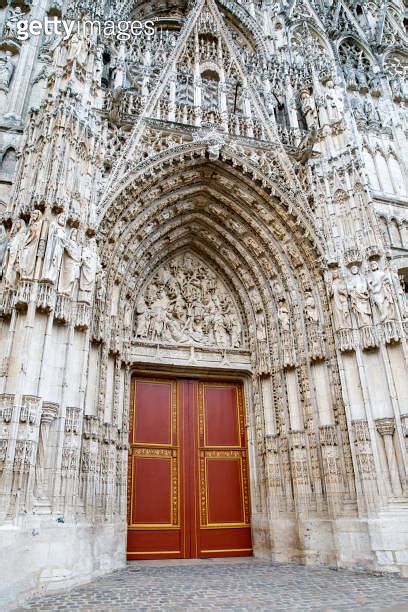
135,253 -> 243,348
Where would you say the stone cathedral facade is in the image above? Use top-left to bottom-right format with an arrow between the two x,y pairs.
0,0 -> 407,604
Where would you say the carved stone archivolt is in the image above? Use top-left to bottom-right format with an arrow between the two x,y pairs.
135,252 -> 243,348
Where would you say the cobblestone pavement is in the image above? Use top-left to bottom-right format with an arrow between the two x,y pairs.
14,559 -> 408,611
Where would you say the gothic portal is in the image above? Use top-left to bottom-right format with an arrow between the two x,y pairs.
0,0 -> 408,605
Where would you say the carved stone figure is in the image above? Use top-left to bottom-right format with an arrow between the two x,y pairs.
123,301 -> 133,331
342,57 -> 355,86
96,270 -> 106,304
368,261 -> 396,322
351,96 -> 365,122
135,296 -> 150,338
134,253 -> 242,348
42,214 -> 67,284
299,88 -> 318,129
348,265 -> 372,327
389,76 -> 404,99
304,292 -> 319,323
3,6 -> 23,40
4,219 -> 26,288
277,300 -> 290,332
20,210 -> 43,280
67,33 -> 88,68
0,52 -> 15,92
58,228 -> 81,297
0,226 -> 8,279
363,99 -> 380,124
355,62 -> 368,89
79,238 -> 100,303
390,270 -> 408,318
329,269 -> 351,330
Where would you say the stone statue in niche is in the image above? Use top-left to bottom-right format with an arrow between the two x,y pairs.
299,87 -> 318,129
0,52 -> 15,92
67,32 -> 88,66
304,291 -> 319,323
42,214 -> 67,284
342,57 -> 356,87
355,61 -> 368,90
123,300 -> 133,333
19,210 -> 43,280
390,269 -> 408,318
95,270 -> 106,304
324,80 -> 343,124
277,299 -> 290,332
79,238 -> 100,304
368,261 -> 396,322
0,226 -> 8,279
389,75 -> 405,100
329,268 -> 351,330
348,265 -> 372,327
58,228 -> 81,298
4,219 -> 26,288
134,253 -> 242,348
363,99 -> 380,124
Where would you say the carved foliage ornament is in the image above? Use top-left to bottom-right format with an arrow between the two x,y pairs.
134,253 -> 243,349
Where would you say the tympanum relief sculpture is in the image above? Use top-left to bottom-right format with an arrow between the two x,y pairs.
135,253 -> 243,348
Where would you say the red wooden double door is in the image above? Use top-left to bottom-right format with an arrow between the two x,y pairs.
127,377 -> 253,559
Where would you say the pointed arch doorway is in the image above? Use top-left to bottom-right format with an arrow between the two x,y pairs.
127,375 -> 253,559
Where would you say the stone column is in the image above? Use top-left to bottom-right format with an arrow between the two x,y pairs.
319,424 -> 343,513
289,431 -> 311,514
352,420 -> 379,513
34,402 -> 58,510
168,72 -> 177,122
375,417 -> 403,497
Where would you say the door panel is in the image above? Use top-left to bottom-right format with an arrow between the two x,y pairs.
127,377 -> 252,559
127,379 -> 184,558
205,457 -> 244,524
196,382 -> 252,557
